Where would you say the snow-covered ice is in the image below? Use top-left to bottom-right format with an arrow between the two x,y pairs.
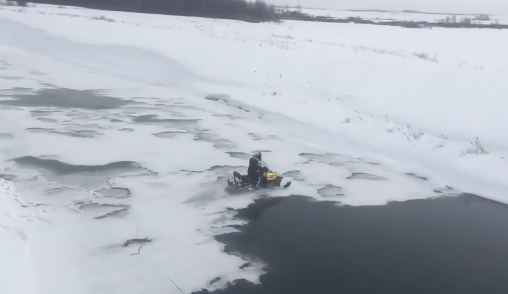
1,3 -> 507,293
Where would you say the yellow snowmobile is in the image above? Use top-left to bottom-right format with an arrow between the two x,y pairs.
226,170 -> 291,194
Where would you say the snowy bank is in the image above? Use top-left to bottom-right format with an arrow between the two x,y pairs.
3,5 -> 502,201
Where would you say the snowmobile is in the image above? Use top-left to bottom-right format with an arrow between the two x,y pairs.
225,170 -> 291,194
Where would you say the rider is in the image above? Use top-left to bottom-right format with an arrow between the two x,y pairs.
247,152 -> 268,186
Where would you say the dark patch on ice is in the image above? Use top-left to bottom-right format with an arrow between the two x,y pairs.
123,107 -> 185,117
0,87 -> 33,92
39,82 -> 57,88
66,123 -> 104,130
0,76 -> 23,80
213,114 -> 240,120
194,133 -> 236,149
300,152 -> 372,167
122,237 -> 153,247
37,118 -> 58,123
131,97 -> 160,102
25,127 -> 101,138
434,186 -> 462,196
248,133 -> 279,141
12,156 -> 152,176
236,106 -> 250,112
206,96 -> 220,102
209,277 -> 221,286
97,208 -> 130,219
153,132 -> 179,138
132,115 -> 199,128
0,133 -> 14,139
205,94 -> 251,112
120,102 -> 158,109
29,70 -> 45,75
317,185 -> 344,198
26,127 -> 54,133
406,173 -> 428,181
79,203 -> 130,219
0,173 -> 16,180
0,105 -> 23,110
96,187 -> 131,199
226,152 -> 251,160
248,133 -> 263,140
205,94 -> 229,102
44,186 -> 82,195
132,115 -> 167,123
119,128 -> 134,132
30,109 -> 62,117
196,194 -> 508,294
282,170 -> 304,182
171,104 -> 202,111
153,131 -> 189,138
0,88 -> 132,109
110,119 -> 124,123
182,169 -> 203,175
239,263 -> 251,269
347,172 -> 386,181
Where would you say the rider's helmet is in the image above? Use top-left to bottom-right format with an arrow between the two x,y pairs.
252,151 -> 262,161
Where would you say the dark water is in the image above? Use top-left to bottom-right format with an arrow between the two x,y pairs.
195,194 -> 508,294
0,88 -> 131,109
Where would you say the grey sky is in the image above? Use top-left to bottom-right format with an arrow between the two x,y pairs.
268,0 -> 507,14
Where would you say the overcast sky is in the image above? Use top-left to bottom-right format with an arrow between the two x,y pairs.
268,0 -> 507,14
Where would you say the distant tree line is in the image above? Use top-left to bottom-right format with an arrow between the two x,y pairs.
22,0 -> 279,22
279,9 -> 508,30
13,1 -> 507,29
